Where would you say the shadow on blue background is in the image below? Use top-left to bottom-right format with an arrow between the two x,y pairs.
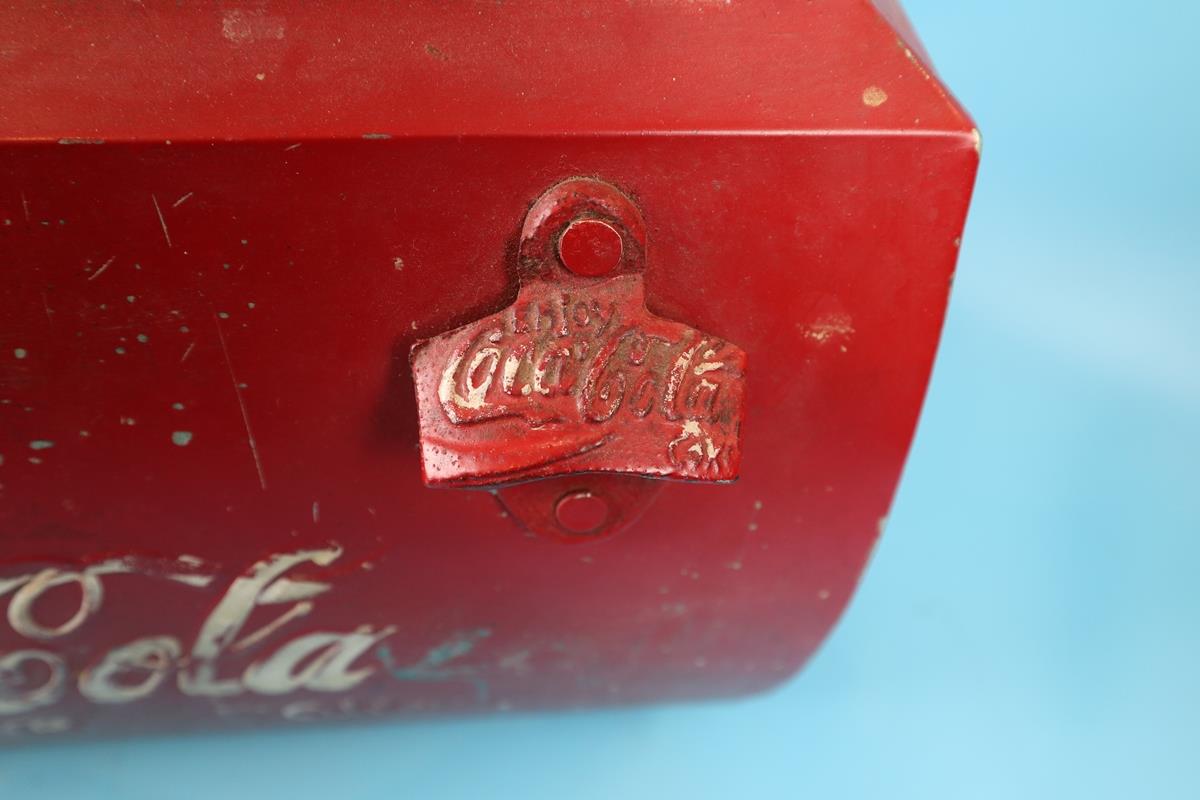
2,2 -> 1197,797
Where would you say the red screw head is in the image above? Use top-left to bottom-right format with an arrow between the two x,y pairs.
554,491 -> 611,536
557,219 -> 623,277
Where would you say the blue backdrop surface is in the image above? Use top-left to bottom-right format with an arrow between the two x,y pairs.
3,2 -> 1198,797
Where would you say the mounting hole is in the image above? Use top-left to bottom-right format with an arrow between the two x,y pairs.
554,491 -> 611,536
558,219 -> 623,277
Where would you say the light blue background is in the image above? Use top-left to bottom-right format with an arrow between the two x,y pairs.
3,2 -> 1198,797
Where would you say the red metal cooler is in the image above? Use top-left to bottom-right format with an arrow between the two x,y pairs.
0,1 -> 978,740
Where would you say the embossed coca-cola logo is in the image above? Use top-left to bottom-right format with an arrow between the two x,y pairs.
414,276 -> 746,486
439,283 -> 739,435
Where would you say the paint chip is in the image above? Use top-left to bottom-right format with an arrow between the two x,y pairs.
172,402 -> 185,411
13,348 -> 27,359
804,313 -> 856,344
29,440 -> 54,450
171,431 -> 193,447
137,334 -> 149,343
862,86 -> 888,107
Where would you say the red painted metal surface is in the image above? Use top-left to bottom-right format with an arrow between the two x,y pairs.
0,1 -> 978,741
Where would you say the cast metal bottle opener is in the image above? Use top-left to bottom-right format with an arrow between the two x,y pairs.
411,178 -> 747,539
